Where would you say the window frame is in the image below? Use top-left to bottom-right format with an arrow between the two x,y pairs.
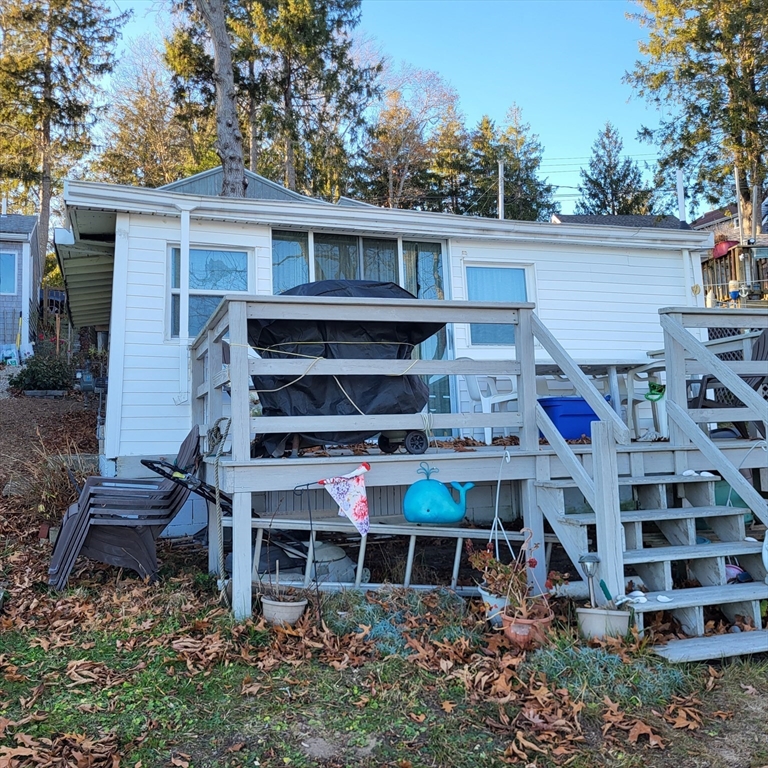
463,259 -> 536,347
270,229 -> 417,292
168,244 -> 253,340
0,251 -> 17,295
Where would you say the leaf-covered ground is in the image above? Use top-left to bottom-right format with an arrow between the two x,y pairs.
1,393 -> 767,768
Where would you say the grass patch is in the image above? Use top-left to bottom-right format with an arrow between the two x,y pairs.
522,640 -> 691,710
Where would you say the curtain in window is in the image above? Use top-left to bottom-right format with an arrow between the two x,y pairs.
0,253 -> 15,294
403,242 -> 449,418
314,234 -> 359,281
362,238 -> 397,282
466,266 -> 527,345
272,231 -> 309,294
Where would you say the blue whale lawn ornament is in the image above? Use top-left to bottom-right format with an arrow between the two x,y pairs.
403,463 -> 474,525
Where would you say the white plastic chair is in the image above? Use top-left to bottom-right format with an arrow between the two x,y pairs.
460,359 -> 518,445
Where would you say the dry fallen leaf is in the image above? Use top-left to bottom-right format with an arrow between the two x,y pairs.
440,700 -> 457,713
408,712 -> 426,723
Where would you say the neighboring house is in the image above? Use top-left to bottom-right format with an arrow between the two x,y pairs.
551,213 -> 687,229
54,167 -> 713,477
0,210 -> 41,355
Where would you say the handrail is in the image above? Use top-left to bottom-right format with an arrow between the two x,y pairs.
666,401 -> 767,526
531,314 -> 631,444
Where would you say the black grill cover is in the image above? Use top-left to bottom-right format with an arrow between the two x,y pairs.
248,280 -> 445,456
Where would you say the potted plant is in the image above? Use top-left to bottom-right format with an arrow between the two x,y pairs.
258,562 -> 308,626
467,529 -> 553,648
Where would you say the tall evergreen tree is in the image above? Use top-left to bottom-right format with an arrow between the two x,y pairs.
575,122 -> 654,215
425,105 -> 472,213
167,0 -> 379,196
467,107 -> 557,221
0,0 -> 129,256
626,0 -> 767,231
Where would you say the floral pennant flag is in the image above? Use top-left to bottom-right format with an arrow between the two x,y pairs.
318,462 -> 371,536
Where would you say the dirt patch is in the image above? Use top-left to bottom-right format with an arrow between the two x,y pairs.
0,390 -> 97,488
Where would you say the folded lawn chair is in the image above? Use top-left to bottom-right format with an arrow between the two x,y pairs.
48,426 -> 201,590
687,329 -> 768,439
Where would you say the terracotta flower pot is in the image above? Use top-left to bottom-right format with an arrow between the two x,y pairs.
500,608 -> 554,649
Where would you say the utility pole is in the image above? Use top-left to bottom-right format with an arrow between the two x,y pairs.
498,160 -> 504,220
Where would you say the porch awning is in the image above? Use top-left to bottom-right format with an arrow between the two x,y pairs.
55,227 -> 115,327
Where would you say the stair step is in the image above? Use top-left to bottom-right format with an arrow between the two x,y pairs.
563,506 -> 747,526
623,540 -> 763,565
653,630 -> 768,663
630,582 -> 768,613
536,474 -> 719,489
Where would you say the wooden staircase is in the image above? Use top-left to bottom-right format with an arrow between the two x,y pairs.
538,473 -> 768,662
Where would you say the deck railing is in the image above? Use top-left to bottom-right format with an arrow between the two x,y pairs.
660,308 -> 768,527
190,293 -> 631,617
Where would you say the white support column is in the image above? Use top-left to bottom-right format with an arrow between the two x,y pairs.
231,490 -> 252,620
104,213 -> 130,465
661,311 -> 689,458
228,299 -> 253,620
517,307 -> 546,589
591,421 -> 624,603
20,242 -> 30,351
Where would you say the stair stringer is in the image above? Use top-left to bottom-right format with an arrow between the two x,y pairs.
536,486 -> 590,581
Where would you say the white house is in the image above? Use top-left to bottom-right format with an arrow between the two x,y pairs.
54,167 -> 715,475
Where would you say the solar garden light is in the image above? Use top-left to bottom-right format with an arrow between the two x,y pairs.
578,553 -> 600,607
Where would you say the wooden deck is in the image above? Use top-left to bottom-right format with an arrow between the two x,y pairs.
191,298 -> 768,660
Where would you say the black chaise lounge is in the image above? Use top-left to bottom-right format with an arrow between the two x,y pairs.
48,426 -> 201,589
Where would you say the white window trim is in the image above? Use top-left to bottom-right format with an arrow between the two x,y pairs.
462,259 -> 537,348
167,243 -> 253,341
0,251 -> 17,295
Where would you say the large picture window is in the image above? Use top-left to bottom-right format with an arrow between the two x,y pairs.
466,265 -> 527,345
0,252 -> 16,295
170,247 -> 248,338
271,231 -> 399,292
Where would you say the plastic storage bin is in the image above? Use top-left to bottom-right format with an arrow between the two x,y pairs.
538,396 -> 604,440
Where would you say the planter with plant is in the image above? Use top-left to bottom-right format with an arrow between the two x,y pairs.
258,562 -> 308,626
467,529 -> 553,648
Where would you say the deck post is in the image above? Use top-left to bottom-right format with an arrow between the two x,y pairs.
662,311 -> 690,462
229,300 -> 253,620
591,421 -> 624,603
517,307 -> 547,589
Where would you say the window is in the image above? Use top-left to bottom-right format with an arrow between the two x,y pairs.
466,265 -> 527,345
314,233 -> 359,281
271,231 -> 400,292
170,247 -> 248,338
0,252 -> 16,295
272,231 -> 309,294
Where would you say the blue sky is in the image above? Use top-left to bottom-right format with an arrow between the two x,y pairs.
118,0 -> 662,213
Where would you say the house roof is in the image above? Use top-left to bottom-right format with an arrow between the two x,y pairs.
551,213 -> 687,229
160,167 -> 331,206
0,213 -> 37,237
56,177 -> 714,329
690,205 -> 738,230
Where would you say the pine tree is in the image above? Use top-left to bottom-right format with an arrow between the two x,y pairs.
0,0 -> 129,256
575,122 -> 653,215
626,0 -> 767,231
426,106 -> 472,213
167,0 -> 380,195
467,107 -> 557,221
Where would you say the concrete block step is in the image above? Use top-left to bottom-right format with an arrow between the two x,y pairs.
623,540 -> 763,565
562,506 -> 748,526
630,582 -> 768,613
536,474 -> 719,489
653,630 -> 768,663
